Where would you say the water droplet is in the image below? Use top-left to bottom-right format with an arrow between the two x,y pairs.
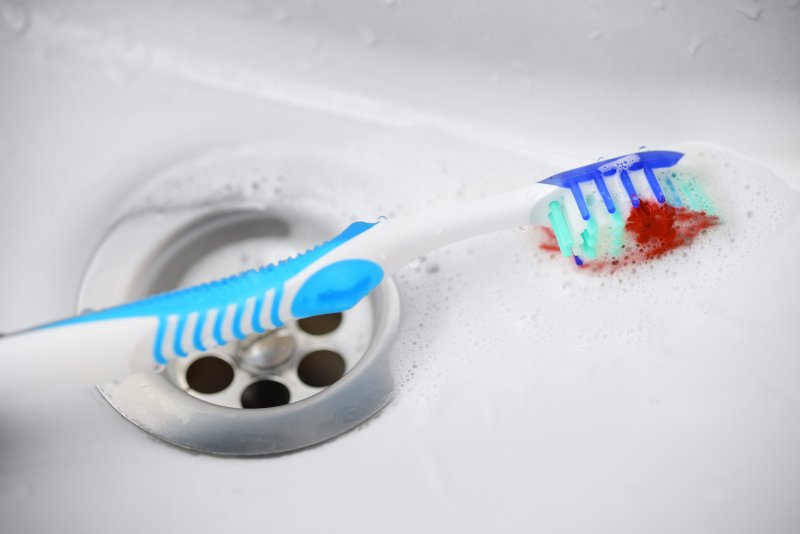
377,215 -> 388,222
735,1 -> 763,21
652,0 -> 666,10
357,25 -> 379,48
587,30 -> 602,41
688,35 -> 703,58
434,228 -> 443,235
509,59 -> 530,75
408,256 -> 426,269
271,6 -> 291,24
0,0 -> 31,36
426,263 -> 440,274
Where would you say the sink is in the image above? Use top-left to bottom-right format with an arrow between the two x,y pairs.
1,1 -> 798,533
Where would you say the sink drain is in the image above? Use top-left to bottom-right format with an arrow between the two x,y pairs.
163,306 -> 372,409
79,151 -> 400,455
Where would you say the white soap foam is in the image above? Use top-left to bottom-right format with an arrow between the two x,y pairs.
388,141 -> 800,415
115,134 -> 800,416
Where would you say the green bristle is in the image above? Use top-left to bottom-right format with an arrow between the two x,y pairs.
609,208 -> 625,257
685,175 -> 717,216
580,195 -> 599,259
547,200 -> 573,257
662,172 -> 684,208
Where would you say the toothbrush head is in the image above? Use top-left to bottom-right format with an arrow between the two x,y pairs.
535,150 -> 720,268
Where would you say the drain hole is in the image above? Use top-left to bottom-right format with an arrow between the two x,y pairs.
298,313 -> 343,335
297,350 -> 345,388
241,380 -> 291,409
186,356 -> 235,394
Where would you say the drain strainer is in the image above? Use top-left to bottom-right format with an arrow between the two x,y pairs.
79,151 -> 400,455
165,305 -> 373,409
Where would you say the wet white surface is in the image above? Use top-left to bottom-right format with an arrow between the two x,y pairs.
1,1 -> 799,533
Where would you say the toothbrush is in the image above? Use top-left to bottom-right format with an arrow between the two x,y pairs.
0,150 -> 686,389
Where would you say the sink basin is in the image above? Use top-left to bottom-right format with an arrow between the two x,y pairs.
1,1 -> 798,533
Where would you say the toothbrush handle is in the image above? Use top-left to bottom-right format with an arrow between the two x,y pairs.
0,317 -> 155,396
0,221 -> 386,378
1,183 -> 546,390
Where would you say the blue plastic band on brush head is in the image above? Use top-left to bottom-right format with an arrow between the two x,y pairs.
539,151 -> 684,216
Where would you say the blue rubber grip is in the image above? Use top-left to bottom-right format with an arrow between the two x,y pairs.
291,259 -> 384,318
40,220 -> 380,362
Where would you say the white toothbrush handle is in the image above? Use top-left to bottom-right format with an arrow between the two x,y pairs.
0,220 -> 388,390
0,184 -> 549,393
346,184 -> 548,272
0,317 -> 154,396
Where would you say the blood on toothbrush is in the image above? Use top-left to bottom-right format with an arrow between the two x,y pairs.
536,199 -> 719,268
537,227 -> 561,253
625,199 -> 718,260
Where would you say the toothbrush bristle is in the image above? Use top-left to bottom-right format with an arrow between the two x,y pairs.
593,171 -> 616,213
537,150 -> 721,269
643,164 -> 667,203
570,183 -> 591,221
618,169 -> 641,207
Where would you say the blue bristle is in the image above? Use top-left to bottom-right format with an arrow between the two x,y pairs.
593,171 -> 616,213
664,175 -> 684,207
570,183 -> 591,220
643,164 -> 666,203
619,169 -> 640,208
539,150 -> 683,213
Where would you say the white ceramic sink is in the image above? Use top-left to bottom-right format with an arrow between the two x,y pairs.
1,1 -> 798,533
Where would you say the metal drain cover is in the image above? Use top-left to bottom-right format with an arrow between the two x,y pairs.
97,279 -> 399,455
79,151 -> 401,455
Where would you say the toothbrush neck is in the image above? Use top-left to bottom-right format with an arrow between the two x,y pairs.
375,184 -> 544,272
